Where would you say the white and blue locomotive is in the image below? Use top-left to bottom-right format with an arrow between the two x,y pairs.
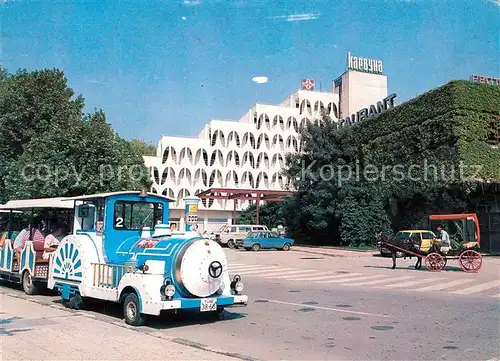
47,191 -> 247,326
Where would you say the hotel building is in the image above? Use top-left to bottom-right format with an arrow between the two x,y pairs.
144,54 -> 391,231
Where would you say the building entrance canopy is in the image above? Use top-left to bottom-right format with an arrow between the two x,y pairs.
196,188 -> 293,224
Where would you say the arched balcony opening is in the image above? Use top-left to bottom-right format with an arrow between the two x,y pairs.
227,131 -> 241,147
209,150 -> 224,167
179,147 -> 194,165
314,101 -> 325,116
272,134 -> 284,150
256,172 -> 270,189
194,169 -> 208,187
327,102 -> 339,119
272,154 -> 285,168
241,171 -> 255,188
242,132 -> 256,149
153,166 -> 160,184
195,149 -> 209,166
257,133 -> 270,150
176,188 -> 190,207
273,115 -> 285,131
162,188 -> 175,199
177,168 -> 192,186
226,151 -> 240,166
299,99 -> 312,115
256,152 -> 270,169
209,170 -> 223,187
225,171 -> 239,187
242,151 -> 255,169
257,114 -> 269,130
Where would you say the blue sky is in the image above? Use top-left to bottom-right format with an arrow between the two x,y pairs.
2,0 -> 499,143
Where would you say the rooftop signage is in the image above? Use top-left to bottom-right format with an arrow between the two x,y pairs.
301,78 -> 315,91
339,93 -> 397,127
347,52 -> 383,74
470,74 -> 499,86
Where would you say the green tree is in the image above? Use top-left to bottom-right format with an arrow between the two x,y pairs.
0,67 -> 151,201
236,202 -> 286,229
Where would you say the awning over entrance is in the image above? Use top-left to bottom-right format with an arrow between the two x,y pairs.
196,188 -> 293,224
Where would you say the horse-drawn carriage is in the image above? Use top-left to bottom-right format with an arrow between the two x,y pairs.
377,214 -> 482,273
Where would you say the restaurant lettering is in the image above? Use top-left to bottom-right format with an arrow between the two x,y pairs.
339,93 -> 397,127
470,74 -> 500,86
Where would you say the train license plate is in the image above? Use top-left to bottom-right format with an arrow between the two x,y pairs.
200,298 -> 217,312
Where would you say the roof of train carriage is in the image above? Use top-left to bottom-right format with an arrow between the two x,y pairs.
62,191 -> 175,202
0,197 -> 74,210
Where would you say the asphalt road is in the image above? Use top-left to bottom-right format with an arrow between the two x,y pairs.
2,248 -> 499,360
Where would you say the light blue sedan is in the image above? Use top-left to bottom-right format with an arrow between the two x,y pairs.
236,231 -> 295,251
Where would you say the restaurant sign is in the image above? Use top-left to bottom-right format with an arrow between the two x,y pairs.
470,74 -> 500,86
339,93 -> 397,128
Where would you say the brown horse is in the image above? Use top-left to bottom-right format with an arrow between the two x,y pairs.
376,233 -> 425,270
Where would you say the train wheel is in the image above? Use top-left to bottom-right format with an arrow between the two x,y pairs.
123,293 -> 146,326
425,253 -> 446,272
22,270 -> 39,295
459,250 -> 482,273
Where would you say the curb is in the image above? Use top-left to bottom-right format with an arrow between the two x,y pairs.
294,245 -> 378,253
292,247 -> 377,258
0,289 -> 258,361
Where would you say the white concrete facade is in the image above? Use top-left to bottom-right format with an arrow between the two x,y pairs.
144,69 -> 388,231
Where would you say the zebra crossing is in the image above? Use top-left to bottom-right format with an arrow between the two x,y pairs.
227,263 -> 500,298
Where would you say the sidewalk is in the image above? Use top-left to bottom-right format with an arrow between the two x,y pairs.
292,245 -> 378,258
0,293 -> 240,361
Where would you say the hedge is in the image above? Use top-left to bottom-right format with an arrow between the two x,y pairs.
285,80 -> 500,246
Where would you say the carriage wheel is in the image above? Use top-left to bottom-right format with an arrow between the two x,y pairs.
459,250 -> 482,273
425,253 -> 446,272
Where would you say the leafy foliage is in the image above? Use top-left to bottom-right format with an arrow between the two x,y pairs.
0,67 -> 152,202
281,80 -> 500,246
236,202 -> 286,229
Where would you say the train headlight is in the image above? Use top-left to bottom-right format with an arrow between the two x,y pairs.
165,284 -> 176,298
230,275 -> 244,295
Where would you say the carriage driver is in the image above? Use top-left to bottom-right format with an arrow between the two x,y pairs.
436,224 -> 451,254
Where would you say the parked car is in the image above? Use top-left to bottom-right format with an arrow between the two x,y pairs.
377,230 -> 437,257
236,230 -> 295,251
215,224 -> 269,248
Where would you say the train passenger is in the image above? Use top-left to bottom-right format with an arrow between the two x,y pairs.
13,227 -> 45,261
42,224 -> 66,260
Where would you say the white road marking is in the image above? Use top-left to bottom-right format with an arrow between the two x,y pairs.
450,280 -> 500,295
236,267 -> 295,275
228,265 -> 264,271
412,279 -> 476,292
491,293 -> 500,299
376,278 -> 436,289
315,274 -> 385,284
227,263 -> 245,266
268,299 -> 389,318
262,270 -> 323,279
342,276 -> 415,287
290,273 -> 364,281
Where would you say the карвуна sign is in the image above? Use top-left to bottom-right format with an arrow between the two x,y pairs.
347,52 -> 383,74
339,93 -> 397,127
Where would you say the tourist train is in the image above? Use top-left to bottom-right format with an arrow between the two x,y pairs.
0,191 -> 247,326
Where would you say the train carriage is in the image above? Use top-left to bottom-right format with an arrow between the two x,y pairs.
0,198 -> 74,294
46,191 -> 248,326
